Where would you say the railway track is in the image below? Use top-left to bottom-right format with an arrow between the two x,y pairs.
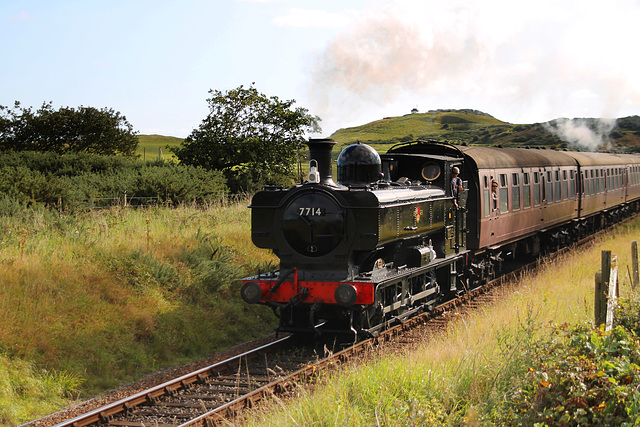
47,277 -> 511,426
43,217 -> 629,427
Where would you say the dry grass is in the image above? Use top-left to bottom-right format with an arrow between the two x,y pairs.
0,200 -> 278,425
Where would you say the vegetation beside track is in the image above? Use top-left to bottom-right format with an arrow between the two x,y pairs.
0,201 -> 278,425
243,218 -> 640,426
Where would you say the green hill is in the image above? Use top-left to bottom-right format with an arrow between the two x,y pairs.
137,111 -> 640,159
136,134 -> 183,160
329,109 -> 640,153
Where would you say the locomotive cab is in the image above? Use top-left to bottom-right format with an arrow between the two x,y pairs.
381,152 -> 464,197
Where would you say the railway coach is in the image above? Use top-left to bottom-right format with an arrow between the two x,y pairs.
384,140 -> 640,283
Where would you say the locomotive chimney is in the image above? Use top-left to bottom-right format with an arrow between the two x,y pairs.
307,138 -> 337,186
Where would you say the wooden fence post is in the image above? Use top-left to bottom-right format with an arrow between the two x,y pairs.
632,241 -> 639,290
595,270 -> 606,328
595,250 -> 612,328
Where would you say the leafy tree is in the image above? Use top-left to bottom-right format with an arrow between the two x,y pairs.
0,101 -> 139,156
173,84 -> 321,193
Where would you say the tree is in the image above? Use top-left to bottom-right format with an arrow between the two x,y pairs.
0,101 -> 139,156
172,84 -> 321,192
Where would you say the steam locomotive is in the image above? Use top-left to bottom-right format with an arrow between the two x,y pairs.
241,139 -> 640,337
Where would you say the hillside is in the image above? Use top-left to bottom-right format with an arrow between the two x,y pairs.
329,109 -> 640,153
136,134 -> 183,160
136,111 -> 640,159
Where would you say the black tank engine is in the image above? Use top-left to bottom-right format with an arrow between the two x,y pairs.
241,139 -> 468,337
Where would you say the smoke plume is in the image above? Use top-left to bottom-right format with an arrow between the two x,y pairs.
544,118 -> 617,152
305,0 -> 640,135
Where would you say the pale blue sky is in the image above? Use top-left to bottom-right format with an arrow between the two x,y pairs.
2,0 -> 640,138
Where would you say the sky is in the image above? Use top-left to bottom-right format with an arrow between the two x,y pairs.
2,0 -> 640,139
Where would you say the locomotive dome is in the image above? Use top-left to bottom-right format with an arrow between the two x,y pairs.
337,142 -> 382,185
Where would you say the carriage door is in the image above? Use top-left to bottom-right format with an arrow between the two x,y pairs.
624,167 -> 629,202
486,171 -> 500,245
578,170 -> 584,217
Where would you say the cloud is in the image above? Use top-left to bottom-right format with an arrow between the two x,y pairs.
272,8 -> 353,28
5,11 -> 33,22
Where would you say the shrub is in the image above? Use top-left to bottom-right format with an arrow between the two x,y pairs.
0,151 -> 228,209
500,323 -> 640,425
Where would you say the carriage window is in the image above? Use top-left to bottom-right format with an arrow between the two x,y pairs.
482,175 -> 490,217
523,173 -> 531,209
562,170 -> 568,200
512,173 -> 520,211
534,172 -> 541,206
499,174 -> 508,213
570,170 -> 576,197
546,171 -> 553,204
483,189 -> 490,217
555,171 -> 561,202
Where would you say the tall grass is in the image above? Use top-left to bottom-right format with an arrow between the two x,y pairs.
243,219 -> 640,426
0,200 -> 278,425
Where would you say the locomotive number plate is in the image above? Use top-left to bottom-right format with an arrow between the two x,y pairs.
299,207 -> 325,216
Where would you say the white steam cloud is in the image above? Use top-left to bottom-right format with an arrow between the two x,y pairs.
544,118 -> 617,152
305,0 -> 640,135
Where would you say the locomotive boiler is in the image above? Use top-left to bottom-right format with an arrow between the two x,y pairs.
241,139 -> 469,337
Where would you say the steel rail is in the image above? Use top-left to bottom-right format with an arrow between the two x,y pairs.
52,336 -> 292,427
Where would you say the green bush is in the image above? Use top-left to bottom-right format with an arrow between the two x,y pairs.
0,151 -> 228,209
500,322 -> 640,426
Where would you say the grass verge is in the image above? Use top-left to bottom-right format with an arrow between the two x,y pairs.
0,201 -> 277,425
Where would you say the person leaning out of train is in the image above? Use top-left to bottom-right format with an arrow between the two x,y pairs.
491,179 -> 498,211
451,167 -> 463,208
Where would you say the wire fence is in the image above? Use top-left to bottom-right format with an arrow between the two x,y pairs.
83,193 -> 159,210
